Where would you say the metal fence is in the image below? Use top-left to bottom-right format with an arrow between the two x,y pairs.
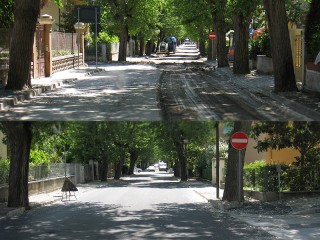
29,163 -> 75,181
51,32 -> 78,57
244,165 -> 320,192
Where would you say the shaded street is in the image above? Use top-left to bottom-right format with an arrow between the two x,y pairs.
0,173 -> 275,240
1,44 -> 320,121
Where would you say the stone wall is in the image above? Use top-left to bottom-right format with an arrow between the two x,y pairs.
0,176 -> 75,202
305,68 -> 320,93
256,55 -> 273,75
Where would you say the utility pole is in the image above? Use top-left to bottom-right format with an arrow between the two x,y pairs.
215,122 -> 220,199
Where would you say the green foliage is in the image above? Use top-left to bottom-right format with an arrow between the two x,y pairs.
285,0 -> 309,27
98,32 -> 119,44
58,1 -> 77,32
244,161 -> 320,192
0,159 -> 9,184
52,49 -> 74,57
249,31 -> 271,59
299,0 -> 319,60
29,149 -> 50,166
0,0 -> 14,28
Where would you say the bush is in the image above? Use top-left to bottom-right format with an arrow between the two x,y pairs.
98,32 -> 119,44
29,149 -> 50,166
0,159 -> 9,185
244,160 -> 288,192
249,32 -> 271,60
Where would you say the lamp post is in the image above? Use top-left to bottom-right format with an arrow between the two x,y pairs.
183,138 -> 188,179
39,14 -> 54,77
74,22 -> 86,69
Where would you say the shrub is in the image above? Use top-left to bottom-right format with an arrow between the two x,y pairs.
249,31 -> 271,60
244,160 -> 289,192
98,32 -> 119,44
0,159 -> 9,185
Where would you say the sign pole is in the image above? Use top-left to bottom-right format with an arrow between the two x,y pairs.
215,122 -> 219,199
95,7 -> 98,69
77,7 -> 80,69
238,150 -> 241,203
231,131 -> 249,203
212,39 -> 214,61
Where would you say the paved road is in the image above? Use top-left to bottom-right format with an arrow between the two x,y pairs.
1,44 -> 320,120
0,173 -> 275,240
159,64 -> 320,120
0,64 -> 162,120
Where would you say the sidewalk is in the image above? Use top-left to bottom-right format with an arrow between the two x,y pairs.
0,67 -> 103,111
0,181 -> 98,221
1,59 -> 320,120
185,179 -> 320,240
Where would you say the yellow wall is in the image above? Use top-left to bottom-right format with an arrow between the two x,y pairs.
266,148 -> 300,165
245,132 -> 300,165
40,0 -> 87,31
0,131 -> 7,160
245,137 -> 266,163
41,0 -> 60,31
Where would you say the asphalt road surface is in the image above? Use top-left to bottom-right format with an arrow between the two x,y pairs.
0,64 -> 162,121
0,173 -> 275,240
1,44 -> 320,120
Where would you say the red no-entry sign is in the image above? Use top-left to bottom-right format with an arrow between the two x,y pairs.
231,131 -> 249,150
209,32 -> 216,40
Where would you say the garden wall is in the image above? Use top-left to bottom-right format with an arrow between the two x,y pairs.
244,189 -> 320,202
304,63 -> 320,92
256,55 -> 273,75
0,176 -> 76,202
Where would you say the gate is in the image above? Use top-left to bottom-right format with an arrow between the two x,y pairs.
33,24 -> 45,78
289,29 -> 304,84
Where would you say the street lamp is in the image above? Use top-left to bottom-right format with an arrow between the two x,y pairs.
74,22 -> 86,69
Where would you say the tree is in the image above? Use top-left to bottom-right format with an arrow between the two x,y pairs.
2,122 -> 33,208
231,0 -> 259,74
173,0 -> 212,56
263,0 -> 297,92
222,121 -> 252,202
5,0 -> 40,90
208,0 -> 229,68
305,0 -> 320,61
155,122 -> 214,181
251,121 -> 320,190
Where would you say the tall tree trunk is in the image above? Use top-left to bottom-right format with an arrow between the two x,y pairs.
5,0 -> 40,90
174,159 -> 181,178
114,149 -> 126,179
174,140 -> 188,181
212,0 -> 229,68
263,0 -> 297,92
139,32 -> 145,56
118,25 -> 128,61
4,122 -> 33,208
233,12 -> 250,74
128,149 -> 139,175
222,121 -> 251,202
199,37 -> 206,57
100,157 -> 109,182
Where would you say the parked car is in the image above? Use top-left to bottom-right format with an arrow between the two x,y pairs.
159,161 -> 167,171
134,167 -> 142,173
158,36 -> 177,55
147,165 -> 155,172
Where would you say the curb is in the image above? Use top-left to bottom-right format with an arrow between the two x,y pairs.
6,207 -> 25,218
0,82 -> 64,111
0,69 -> 101,111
